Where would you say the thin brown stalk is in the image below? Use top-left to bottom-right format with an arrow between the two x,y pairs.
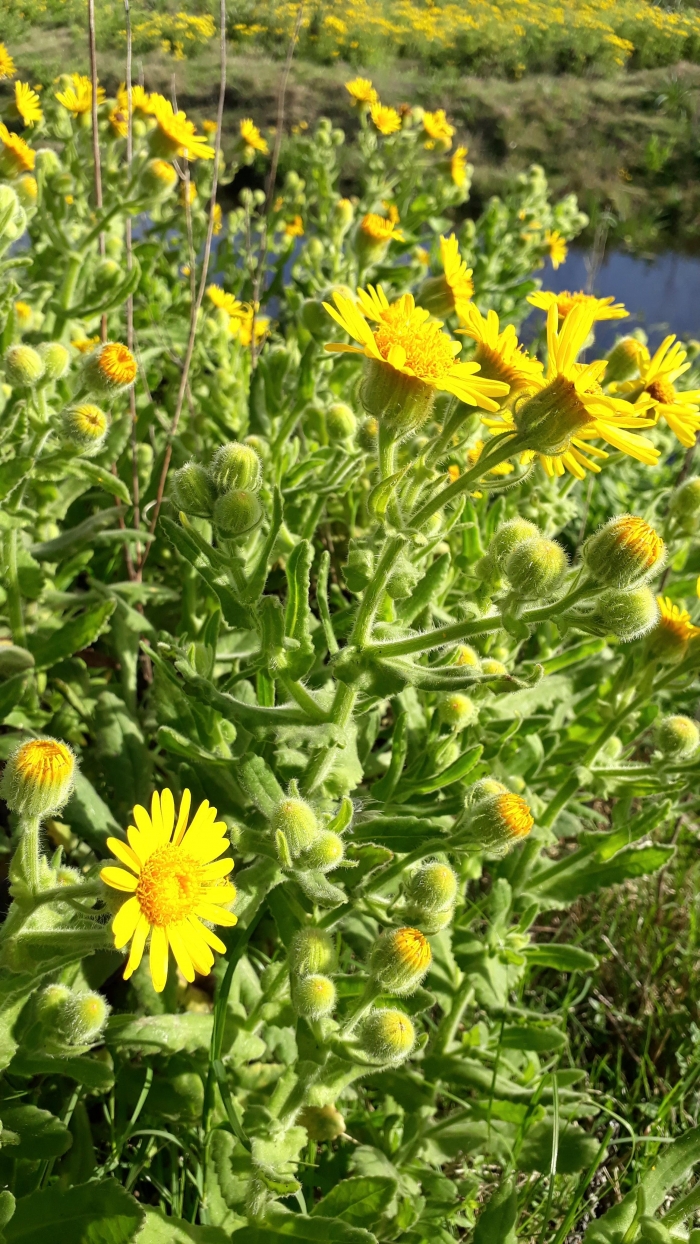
87,0 -> 108,341
250,1 -> 304,369
138,0 -> 228,571
123,0 -> 141,578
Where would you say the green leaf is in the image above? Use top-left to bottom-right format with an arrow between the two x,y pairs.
0,672 -> 29,722
106,1013 -> 213,1053
232,1209 -> 377,1242
353,816 -> 448,851
522,945 -> 598,972
136,1208 -> 230,1244
584,1126 -> 700,1242
9,1053 -> 115,1090
0,457 -> 32,500
66,460 -> 131,505
31,508 -> 122,561
531,845 -> 675,906
518,1121 -> 600,1174
473,1175 -> 517,1244
311,1177 -> 397,1227
63,769 -> 122,852
28,600 -> 116,670
0,1105 -> 72,1160
5,1179 -> 144,1244
500,1025 -> 567,1052
401,745 -> 483,796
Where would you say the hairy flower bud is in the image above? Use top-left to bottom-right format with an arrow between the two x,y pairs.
481,658 -> 508,676
4,344 -> 44,388
62,990 -> 111,1044
604,336 -> 644,384
293,973 -> 336,1020
172,461 -> 217,517
210,441 -> 262,493
454,644 -> 480,669
213,489 -> 262,538
463,791 -> 534,856
369,927 -> 432,996
326,401 -> 357,440
505,536 -> 568,600
358,1007 -> 416,1063
330,197 -> 354,240
358,416 -> 379,452
597,585 -> 659,642
405,861 -> 457,914
360,358 -> 435,437
583,515 -> 665,588
83,342 -> 137,394
297,831 -> 345,873
36,983 -> 72,1026
39,341 -> 70,381
289,927 -> 336,977
656,714 -> 700,760
1,737 -> 76,818
298,1104 -> 346,1141
489,517 -> 541,570
437,693 -> 477,731
140,157 -> 179,201
272,796 -> 320,858
61,403 -> 110,454
467,777 -> 509,805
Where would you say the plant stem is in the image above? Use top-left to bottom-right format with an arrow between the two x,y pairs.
410,432 -> 523,529
4,528 -> 26,646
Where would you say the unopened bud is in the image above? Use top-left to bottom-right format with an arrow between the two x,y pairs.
1,737 -> 76,818
467,777 -> 508,804
34,147 -> 61,177
584,515 -> 665,588
358,416 -> 379,452
463,791 -> 534,856
489,518 -> 540,570
38,342 -> 70,381
92,257 -> 122,290
83,341 -> 137,394
272,796 -> 319,858
36,983 -> 72,1025
172,461 -> 216,517
386,553 -> 421,600
140,157 -> 179,200
4,344 -> 44,388
15,175 -> 38,209
454,644 -> 480,668
369,926 -> 432,996
405,861 -> 457,914
360,357 -> 435,437
213,489 -> 262,538
0,184 -> 26,242
210,441 -> 262,493
331,197 -> 354,239
481,658 -> 508,676
358,1007 -> 416,1063
297,830 -> 345,873
298,1104 -> 346,1141
437,693 -> 476,731
62,990 -> 110,1043
604,336 -> 644,384
293,973 -> 336,1019
61,403 -> 110,453
656,714 -> 700,760
597,585 -> 659,642
289,927 -> 335,976
505,536 -> 567,600
326,402 -> 357,440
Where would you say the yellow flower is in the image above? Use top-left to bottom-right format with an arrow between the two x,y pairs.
345,77 -> 378,105
457,303 -> 543,399
544,229 -> 567,270
370,103 -> 401,136
14,301 -> 32,327
56,74 -> 104,115
212,203 -> 223,235
71,335 -> 101,353
101,789 -> 237,993
149,94 -> 215,160
440,234 -> 473,317
14,82 -> 43,127
116,83 -> 152,116
495,792 -> 534,838
285,214 -> 304,238
2,737 -> 75,818
323,284 -> 510,411
0,123 -> 35,174
240,117 -> 269,155
207,285 -> 247,318
616,336 -> 700,449
422,108 -> 454,149
235,308 -> 270,347
108,105 -> 128,139
0,43 -> 16,80
656,597 -> 700,646
450,145 -> 469,188
95,342 -> 138,387
202,118 -> 218,134
359,212 -> 404,244
528,289 -> 628,322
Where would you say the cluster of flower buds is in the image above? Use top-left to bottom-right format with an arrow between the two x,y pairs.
36,982 -> 110,1047
403,860 -> 458,933
288,926 -> 337,1021
172,440 -> 264,538
479,518 -> 569,602
271,784 -> 346,873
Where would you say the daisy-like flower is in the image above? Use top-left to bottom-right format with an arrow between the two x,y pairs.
422,108 -> 454,150
235,308 -> 270,348
483,304 -> 660,479
148,94 -> 214,161
116,83 -> 152,117
528,289 -> 628,322
84,341 -> 137,394
101,789 -> 237,992
457,303 -> 543,400
359,212 -> 403,245
207,285 -> 247,319
647,596 -> 700,664
240,117 -> 268,155
323,285 -> 510,435
370,103 -> 401,136
0,123 -> 35,176
0,43 -> 16,80
108,105 -> 128,139
345,77 -> 378,105
450,145 -> 469,188
545,229 -> 567,270
615,336 -> 700,449
71,335 -> 101,353
13,82 -> 43,127
419,234 -> 474,321
55,74 -> 104,116
284,214 -> 304,238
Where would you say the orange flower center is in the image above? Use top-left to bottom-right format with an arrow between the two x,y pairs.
614,516 -> 664,570
647,377 -> 676,406
99,343 -> 137,385
496,793 -> 534,839
136,844 -> 202,926
374,303 -> 456,384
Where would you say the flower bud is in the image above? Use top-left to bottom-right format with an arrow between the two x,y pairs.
489,518 -> 540,570
0,184 -> 26,242
358,1007 -> 416,1063
467,777 -> 509,804
369,927 -> 432,996
62,990 -> 111,1043
481,658 -> 508,676
34,147 -> 61,177
15,175 -> 38,209
604,336 -> 644,384
298,1104 -> 346,1141
358,416 -> 379,452
39,342 -> 70,381
289,927 -> 336,977
330,197 -> 354,241
505,536 -> 567,600
437,693 -> 476,731
82,341 -> 137,394
61,403 -> 110,454
326,402 -> 357,440
454,644 -> 480,668
344,542 -> 374,593
210,441 -> 262,493
463,791 -> 534,856
0,642 -> 34,678
297,831 -> 345,873
293,973 -> 336,1020
656,714 -> 700,760
597,585 -> 659,642
140,157 -> 179,201
583,515 -> 665,588
405,861 -> 457,914
669,477 -> 700,534
272,796 -> 320,858
1,737 -> 75,818
213,489 -> 262,538
92,257 -> 122,290
4,344 -> 44,388
36,983 -> 72,1026
172,461 -> 217,517
360,358 -> 435,437
386,553 -> 421,600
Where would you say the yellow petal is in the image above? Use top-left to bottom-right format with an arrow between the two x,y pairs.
191,919 -> 226,955
112,896 -> 142,948
201,858 -> 234,881
133,803 -> 157,847
167,923 -> 195,983
126,825 -> 151,865
201,882 -> 237,905
181,920 -> 215,974
123,914 -> 149,979
195,902 -> 238,926
106,837 -> 141,874
150,925 -> 169,993
161,788 -> 175,841
101,866 -> 138,892
173,788 -> 192,846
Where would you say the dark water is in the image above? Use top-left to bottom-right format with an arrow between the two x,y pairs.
535,248 -> 700,352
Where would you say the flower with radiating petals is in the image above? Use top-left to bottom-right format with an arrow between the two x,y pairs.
240,117 -> 268,155
450,145 -> 469,187
13,82 -> 42,127
370,103 -> 401,136
148,94 -> 214,160
422,108 -> 454,149
528,289 -> 628,322
544,229 -> 567,270
615,335 -> 700,449
56,74 -> 104,116
0,123 -> 35,175
0,44 -> 16,80
345,77 -> 378,105
458,303 -> 543,400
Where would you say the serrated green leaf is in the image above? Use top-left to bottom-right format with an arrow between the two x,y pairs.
67,460 -> 131,505
0,457 -> 32,501
28,599 -> 116,670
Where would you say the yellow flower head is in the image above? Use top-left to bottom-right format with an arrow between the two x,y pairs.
116,83 -> 152,117
101,789 -> 237,993
65,402 -> 109,443
544,229 -> 567,270
108,105 -> 128,139
202,118 -> 218,134
71,335 -> 101,353
0,43 -> 16,80
207,285 -> 247,319
14,301 -> 32,327
439,233 -> 473,317
616,335 -> 700,449
359,212 -> 404,244
235,308 -> 270,348
212,202 -> 223,235
285,213 -> 304,238
653,596 -> 700,654
240,117 -> 268,155
93,342 -> 138,388
370,103 -> 401,136
1,737 -> 75,818
458,303 -> 543,398
528,289 -> 628,322
450,145 -> 469,188
323,284 -> 510,411
422,108 -> 454,149
14,82 -> 43,127
56,74 -> 104,116
149,94 -> 215,160
345,77 -> 378,105
496,792 -> 534,839
0,123 -> 35,174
